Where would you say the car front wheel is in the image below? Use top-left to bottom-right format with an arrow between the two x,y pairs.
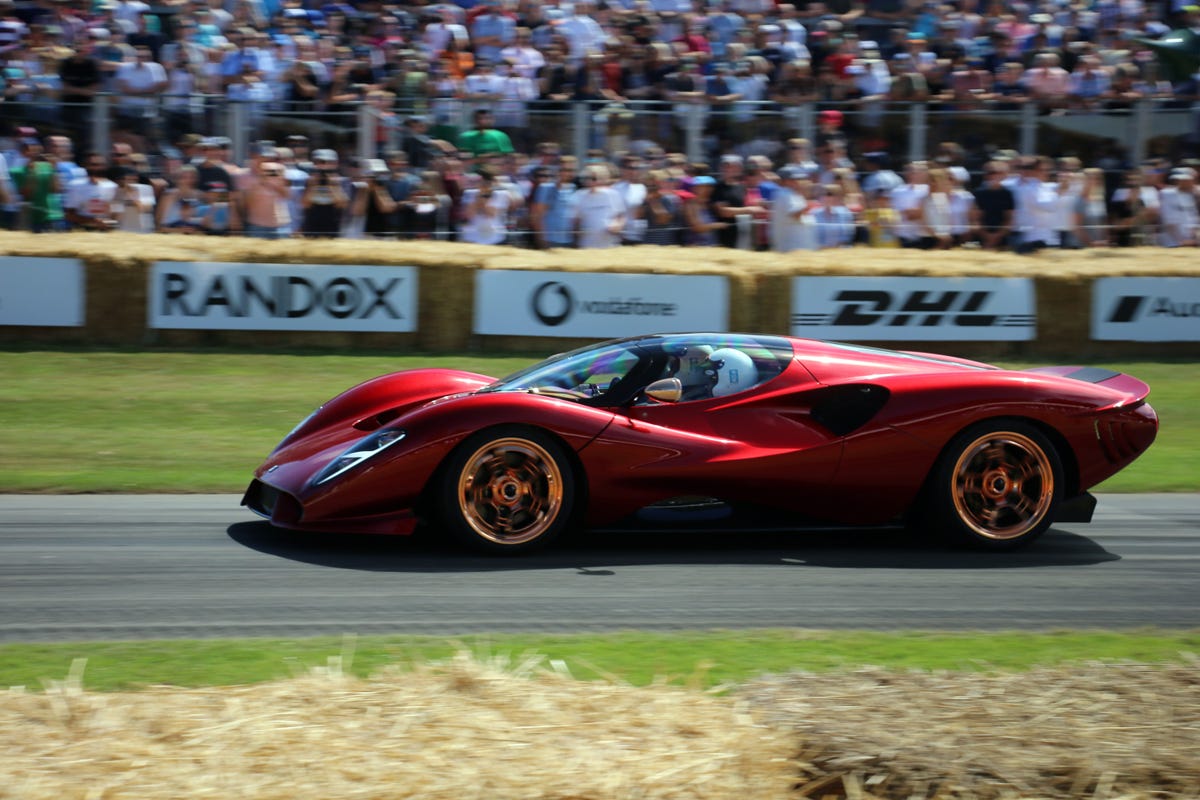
928,420 -> 1063,550
440,426 -> 576,553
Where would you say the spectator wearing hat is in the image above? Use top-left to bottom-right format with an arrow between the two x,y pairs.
1158,168 -> 1199,247
194,138 -> 240,234
683,174 -> 725,246
814,108 -> 846,151
860,151 -> 902,196
770,166 -> 816,252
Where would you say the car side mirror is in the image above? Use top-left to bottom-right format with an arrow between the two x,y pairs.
643,378 -> 682,403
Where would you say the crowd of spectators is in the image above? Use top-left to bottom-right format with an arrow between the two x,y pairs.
3,117 -> 1197,249
0,0 -> 1197,247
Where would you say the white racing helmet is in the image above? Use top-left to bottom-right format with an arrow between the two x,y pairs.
709,348 -> 758,397
673,344 -> 714,388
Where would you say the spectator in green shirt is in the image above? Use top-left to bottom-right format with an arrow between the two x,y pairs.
455,109 -> 514,165
11,139 -> 65,233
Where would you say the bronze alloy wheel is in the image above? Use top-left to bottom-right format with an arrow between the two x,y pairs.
457,436 -> 565,546
951,430 -> 1055,541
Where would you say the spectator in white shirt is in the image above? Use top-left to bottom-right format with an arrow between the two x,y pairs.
572,163 -> 625,249
1012,157 -> 1061,253
770,167 -> 816,252
460,168 -> 512,245
611,155 -> 648,244
890,160 -> 931,248
115,46 -> 167,138
1158,168 -> 1199,247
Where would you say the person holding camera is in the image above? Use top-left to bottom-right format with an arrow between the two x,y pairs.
240,145 -> 292,239
459,167 -> 511,245
356,158 -> 400,238
301,148 -> 348,238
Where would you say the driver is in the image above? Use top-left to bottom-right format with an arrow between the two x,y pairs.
671,345 -> 717,400
709,348 -> 758,398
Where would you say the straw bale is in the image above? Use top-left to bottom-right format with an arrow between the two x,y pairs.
0,652 -> 796,800
737,658 -> 1200,799
5,654 -> 1199,800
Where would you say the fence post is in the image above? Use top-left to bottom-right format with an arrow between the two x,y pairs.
571,101 -> 588,161
907,103 -> 926,163
227,101 -> 247,165
91,94 -> 110,158
684,102 -> 704,163
1019,101 -> 1037,156
1132,98 -> 1152,165
357,103 -> 375,162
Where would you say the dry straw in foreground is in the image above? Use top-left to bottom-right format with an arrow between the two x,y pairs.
3,652 -> 1199,800
0,651 -> 794,800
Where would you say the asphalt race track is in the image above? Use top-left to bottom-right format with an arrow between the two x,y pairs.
1,494 -> 1197,642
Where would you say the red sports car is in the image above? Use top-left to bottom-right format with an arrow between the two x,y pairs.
243,333 -> 1157,553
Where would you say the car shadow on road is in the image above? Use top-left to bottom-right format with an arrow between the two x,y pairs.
227,521 -> 1119,573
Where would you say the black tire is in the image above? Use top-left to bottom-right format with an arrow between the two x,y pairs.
926,420 -> 1063,550
439,426 -> 576,554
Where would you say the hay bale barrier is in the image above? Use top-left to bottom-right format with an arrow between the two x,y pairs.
2,652 -> 1198,799
3,232 -> 1200,357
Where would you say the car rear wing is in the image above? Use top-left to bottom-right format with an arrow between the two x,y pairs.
1023,366 -> 1151,409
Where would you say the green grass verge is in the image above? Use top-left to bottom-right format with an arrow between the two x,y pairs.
2,630 -> 1198,692
0,349 -> 1195,492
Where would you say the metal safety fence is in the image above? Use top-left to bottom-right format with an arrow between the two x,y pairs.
2,94 -> 1194,169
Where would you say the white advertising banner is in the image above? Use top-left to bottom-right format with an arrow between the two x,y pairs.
1092,277 -> 1200,341
0,257 -> 84,327
474,270 -> 729,337
149,262 -> 417,332
791,276 -> 1036,341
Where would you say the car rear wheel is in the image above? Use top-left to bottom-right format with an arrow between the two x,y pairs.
928,420 -> 1062,550
440,427 -> 576,553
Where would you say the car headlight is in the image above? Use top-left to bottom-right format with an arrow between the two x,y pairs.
311,428 -> 407,486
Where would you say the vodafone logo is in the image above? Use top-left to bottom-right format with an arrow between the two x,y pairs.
531,281 -> 573,326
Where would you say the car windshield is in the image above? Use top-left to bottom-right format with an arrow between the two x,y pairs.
482,334 -> 795,405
